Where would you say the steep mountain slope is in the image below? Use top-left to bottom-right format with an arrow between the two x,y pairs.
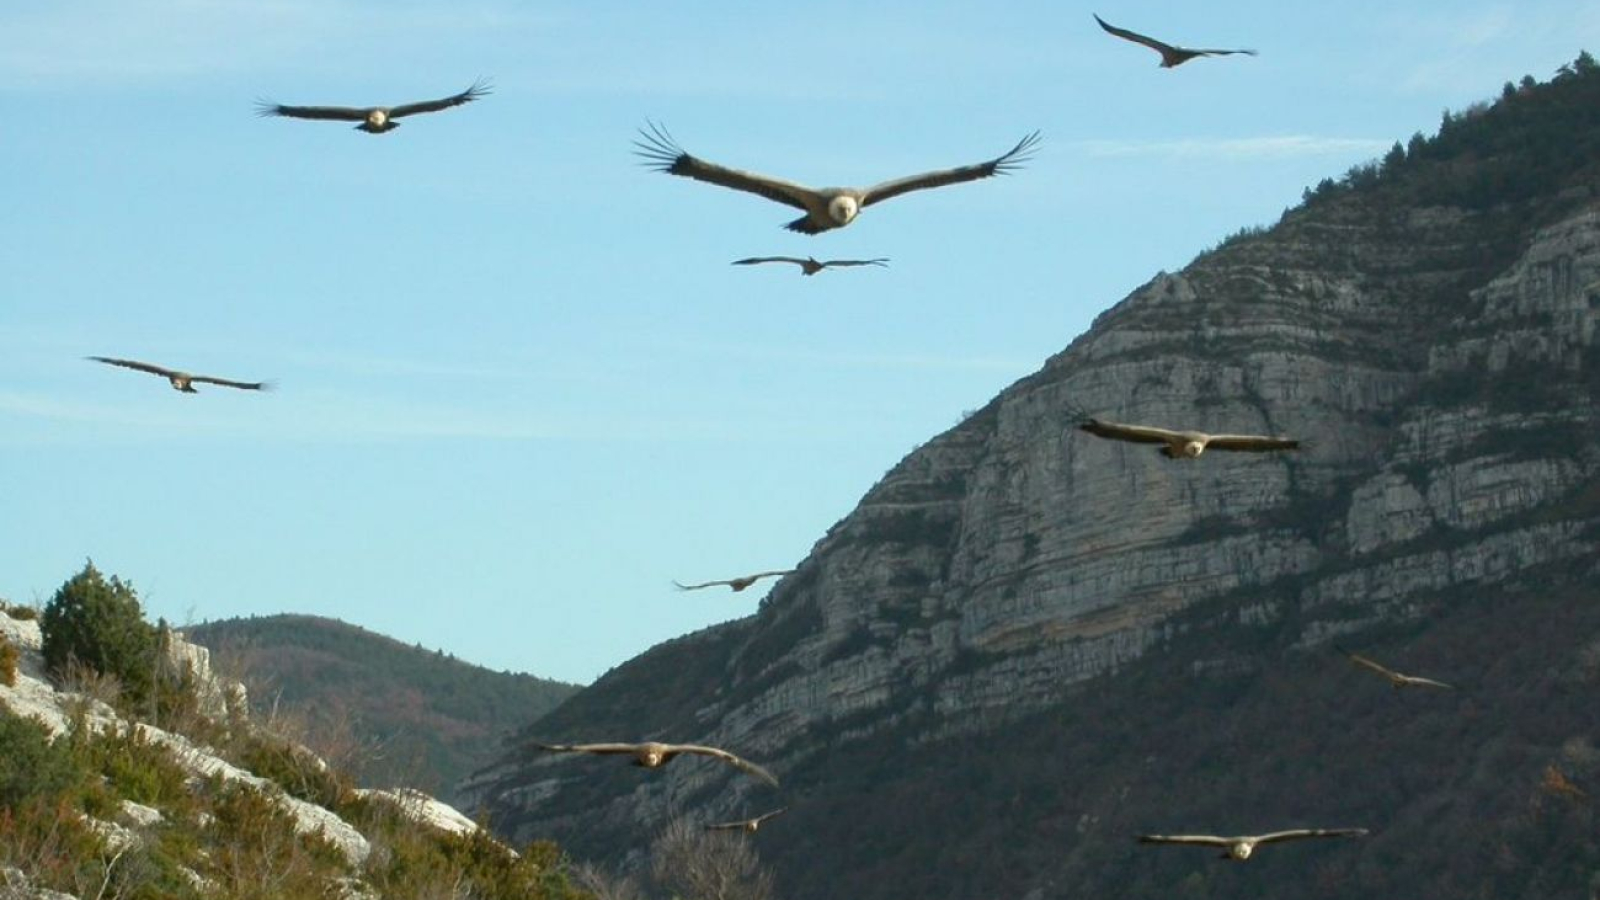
470,60 -> 1600,899
188,614 -> 578,807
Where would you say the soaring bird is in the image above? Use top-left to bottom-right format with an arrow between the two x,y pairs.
635,122 -> 1040,234
535,741 -> 779,787
87,357 -> 271,394
707,808 -> 789,833
673,570 -> 794,592
1137,828 -> 1368,860
733,256 -> 890,276
1338,646 -> 1454,690
1094,14 -> 1257,67
256,79 -> 490,134
1077,416 -> 1300,459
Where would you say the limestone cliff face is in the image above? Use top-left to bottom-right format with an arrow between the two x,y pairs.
471,69 -> 1600,900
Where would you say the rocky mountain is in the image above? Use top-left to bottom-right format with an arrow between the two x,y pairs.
469,60 -> 1600,898
187,614 -> 579,808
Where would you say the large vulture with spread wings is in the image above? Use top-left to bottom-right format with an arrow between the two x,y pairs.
674,570 -> 794,592
635,122 -> 1040,234
1077,416 -> 1300,459
535,741 -> 779,787
87,357 -> 271,394
733,256 -> 889,276
256,79 -> 490,133
1338,646 -> 1454,690
1094,14 -> 1257,68
707,808 -> 789,833
1138,828 -> 1368,860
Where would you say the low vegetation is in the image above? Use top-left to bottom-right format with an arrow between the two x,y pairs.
0,562 -> 596,900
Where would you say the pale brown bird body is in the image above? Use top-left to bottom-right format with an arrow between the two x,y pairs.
674,570 -> 794,592
635,122 -> 1039,234
707,808 -> 788,833
1338,646 -> 1454,690
1138,828 -> 1367,860
1094,14 -> 1257,67
257,79 -> 490,133
535,741 -> 779,787
88,357 -> 271,394
1078,417 -> 1299,459
733,256 -> 889,276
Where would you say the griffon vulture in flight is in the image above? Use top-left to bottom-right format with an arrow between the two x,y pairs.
733,256 -> 889,276
674,570 -> 794,592
1137,828 -> 1368,860
87,357 -> 271,394
635,122 -> 1040,234
1338,646 -> 1454,690
1077,417 -> 1300,459
535,741 -> 779,787
256,79 -> 490,134
707,808 -> 789,833
1094,14 -> 1257,67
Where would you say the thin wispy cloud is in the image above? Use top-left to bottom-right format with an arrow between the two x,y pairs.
1073,135 -> 1389,162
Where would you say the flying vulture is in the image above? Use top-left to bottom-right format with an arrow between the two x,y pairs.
256,79 -> 490,133
1094,14 -> 1257,67
87,357 -> 271,394
1338,646 -> 1454,690
673,570 -> 794,592
1137,828 -> 1368,860
535,741 -> 779,787
733,256 -> 889,276
1077,417 -> 1300,459
707,808 -> 789,833
635,122 -> 1040,234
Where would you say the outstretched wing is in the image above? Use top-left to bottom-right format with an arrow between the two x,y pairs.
824,258 -> 890,268
189,374 -> 271,392
389,79 -> 492,118
732,257 -> 809,268
87,356 -> 181,379
1255,828 -> 1368,845
1338,647 -> 1402,680
255,100 -> 369,122
1205,434 -> 1300,453
1093,14 -> 1182,57
1188,48 -> 1257,57
672,744 -> 780,787
1079,418 -> 1185,446
535,742 -> 641,756
1401,675 -> 1455,690
1137,834 -> 1230,847
674,579 -> 732,592
743,569 -> 794,582
635,122 -> 816,212
860,131 -> 1039,207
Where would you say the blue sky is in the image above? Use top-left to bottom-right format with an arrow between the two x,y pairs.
2,0 -> 1596,684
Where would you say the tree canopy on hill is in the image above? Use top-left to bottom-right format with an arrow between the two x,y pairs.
188,614 -> 579,803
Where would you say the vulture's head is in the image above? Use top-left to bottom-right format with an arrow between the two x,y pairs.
828,195 -> 860,226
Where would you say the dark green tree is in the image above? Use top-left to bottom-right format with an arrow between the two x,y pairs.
40,561 -> 159,709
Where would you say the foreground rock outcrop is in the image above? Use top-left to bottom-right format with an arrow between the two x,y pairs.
471,62 -> 1600,899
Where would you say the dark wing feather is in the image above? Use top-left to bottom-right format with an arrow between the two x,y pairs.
860,131 -> 1040,207
674,579 -> 731,591
1204,434 -> 1300,453
188,374 -> 272,392
732,257 -> 809,267
1093,14 -> 1183,57
673,744 -> 780,787
635,122 -> 816,212
1137,834 -> 1230,847
255,101 -> 369,122
535,742 -> 641,756
823,258 -> 890,268
1189,48 -> 1258,57
1079,418 -> 1185,445
1255,828 -> 1368,845
389,79 -> 492,118
87,356 -> 181,379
